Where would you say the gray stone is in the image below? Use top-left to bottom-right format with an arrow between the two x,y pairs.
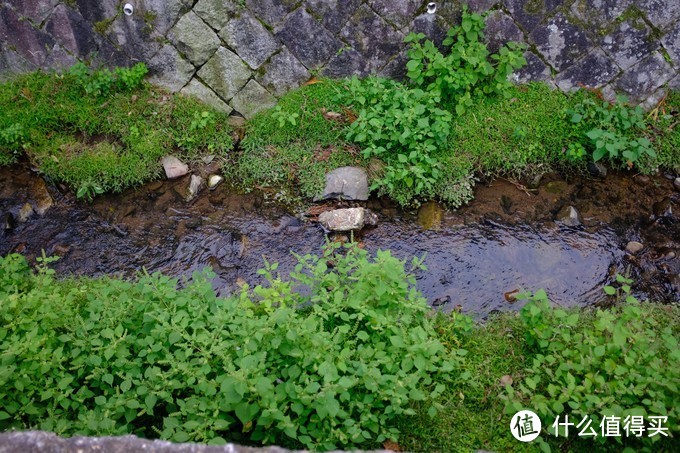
18,203 -> 34,223
601,20 -> 658,71
321,166 -> 369,201
318,207 -> 368,231
504,0 -> 563,33
323,47 -> 369,78
638,0 -> 680,30
661,21 -> 680,67
69,0 -> 118,23
105,10 -> 164,62
531,13 -> 592,71
0,50 -> 37,79
219,12 -> 279,69
147,44 -> 195,92
483,10 -> 524,55
208,174 -> 224,189
467,0 -> 499,13
340,5 -> 404,71
45,4 -> 98,57
162,155 -> 189,179
276,8 -> 343,69
556,205 -> 582,227
168,11 -> 220,66
186,175 -> 205,202
626,241 -> 644,254
569,0 -> 633,30
615,52 -> 675,103
306,0 -> 362,33
180,78 -> 233,114
587,161 -> 607,178
42,44 -> 77,71
511,51 -> 552,84
197,47 -> 251,101
258,47 -> 311,96
378,50 -> 409,80
231,79 -> 277,119
6,0 -> 60,25
669,75 -> 680,90
411,12 -> 451,50
136,0 -> 194,36
370,0 -> 421,29
555,48 -> 620,91
0,5 -> 54,66
247,0 -> 297,27
674,177 -> 680,191
194,0 -> 238,30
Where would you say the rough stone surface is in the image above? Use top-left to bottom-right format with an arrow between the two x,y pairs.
220,12 -> 279,69
569,0 -> 633,29
18,203 -> 34,223
601,20 -> 658,71
147,45 -> 195,92
674,177 -> 680,191
276,8 -> 343,69
555,48 -> 620,91
484,10 -> 524,54
186,175 -> 205,202
318,207 -> 367,231
340,5 -> 403,71
194,0 -> 237,30
45,4 -> 98,57
198,47 -> 250,101
638,0 -> 680,30
661,21 -> 680,67
162,155 -> 189,180
6,0 -> 60,25
626,241 -> 644,254
168,11 -> 220,66
504,0 -> 562,33
323,48 -> 370,78
321,167 -> 369,201
306,0 -> 362,33
231,79 -> 277,119
247,0 -> 297,27
0,5 -> 54,67
615,52 -> 676,102
180,78 -> 233,114
258,47 -> 311,96
411,13 -> 451,49
370,0 -> 421,29
512,51 -> 551,84
531,13 -> 592,71
556,205 -> 582,227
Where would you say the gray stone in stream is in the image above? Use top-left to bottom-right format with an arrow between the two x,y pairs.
340,5 -> 404,72
198,47 -> 251,101
601,20 -> 658,71
370,0 -> 421,29
661,21 -> 680,67
162,155 -> 189,179
319,207 -> 367,232
555,49 -> 621,91
231,80 -> 277,120
531,13 -> 592,72
615,52 -> 675,103
321,167 -> 369,201
638,0 -> 680,30
483,11 -> 524,55
511,51 -> 552,85
258,47 -> 311,96
168,11 -> 220,66
194,0 -> 238,30
219,12 -> 279,70
555,205 -> 582,227
626,241 -> 644,254
674,177 -> 680,191
306,0 -> 362,33
186,175 -> 205,202
147,44 -> 195,92
180,78 -> 233,114
276,8 -> 343,69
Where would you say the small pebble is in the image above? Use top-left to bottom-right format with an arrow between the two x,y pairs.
625,241 -> 644,254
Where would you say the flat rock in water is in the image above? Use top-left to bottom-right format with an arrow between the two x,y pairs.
162,155 -> 189,179
555,205 -> 582,227
320,167 -> 369,201
626,241 -> 644,254
318,207 -> 366,232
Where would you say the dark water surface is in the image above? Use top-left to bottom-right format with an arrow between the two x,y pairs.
2,165 -> 677,316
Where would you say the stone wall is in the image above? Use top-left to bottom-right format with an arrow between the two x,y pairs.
1,1 -> 679,118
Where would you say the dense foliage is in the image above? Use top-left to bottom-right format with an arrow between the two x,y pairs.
0,246 -> 456,450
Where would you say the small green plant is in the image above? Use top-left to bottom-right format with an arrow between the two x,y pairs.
404,6 -> 526,115
175,110 -> 217,151
568,95 -> 656,167
76,177 -> 105,202
114,63 -> 148,91
69,62 -> 148,97
271,105 -> 300,127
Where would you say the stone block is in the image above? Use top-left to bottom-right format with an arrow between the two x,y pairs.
638,0 -> 680,30
411,13 -> 451,50
467,0 -> 500,13
180,78 -> 233,114
569,0 -> 633,30
219,11 -> 279,70
0,5 -> 54,66
305,0 -> 361,32
601,20 -> 658,70
370,0 -> 421,30
147,44 -> 195,92
615,52 -> 675,102
276,8 -> 343,69
555,48 -> 620,91
106,12 -> 163,62
90,33 -> 132,68
0,49 -> 36,79
484,10 -> 524,55
45,4 -> 98,57
531,13 -> 592,71
136,0 -> 193,36
340,5 -> 404,71
258,47 -> 311,96
661,21 -> 680,67
247,0 -> 297,27
503,0 -> 563,33
70,0 -> 118,23
169,11 -> 220,66
194,0 -> 238,30
323,47 -> 369,78
378,50 -> 409,80
511,51 -> 552,84
198,47 -> 251,101
230,79 -> 277,119
6,0 -> 59,25
43,44 -> 77,71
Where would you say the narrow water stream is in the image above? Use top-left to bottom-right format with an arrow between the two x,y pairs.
1,164 -> 678,316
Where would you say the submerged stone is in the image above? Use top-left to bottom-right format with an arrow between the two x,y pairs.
186,174 -> 205,202
555,205 -> 582,227
318,207 -> 367,232
626,241 -> 644,254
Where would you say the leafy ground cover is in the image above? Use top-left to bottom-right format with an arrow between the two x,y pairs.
0,250 -> 677,452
